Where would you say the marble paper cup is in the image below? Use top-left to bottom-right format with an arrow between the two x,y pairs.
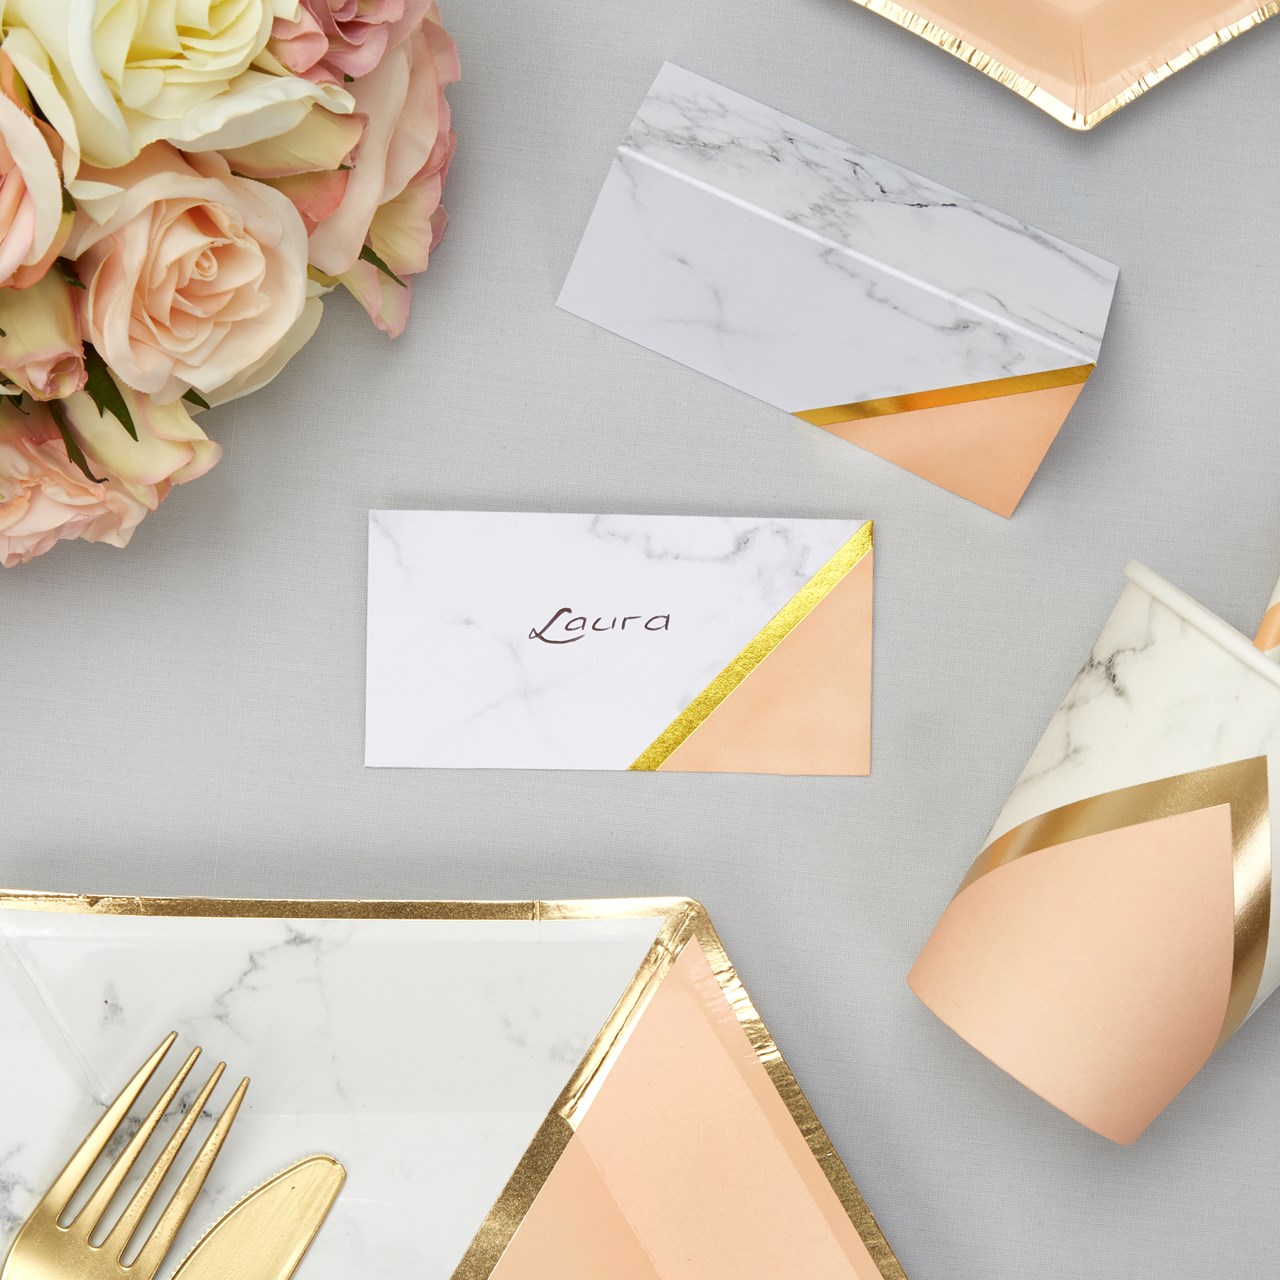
910,561 -> 1280,1143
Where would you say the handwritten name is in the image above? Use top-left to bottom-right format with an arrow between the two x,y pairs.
529,607 -> 671,645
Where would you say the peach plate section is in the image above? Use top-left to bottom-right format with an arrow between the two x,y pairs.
847,0 -> 1278,128
490,942 -> 885,1278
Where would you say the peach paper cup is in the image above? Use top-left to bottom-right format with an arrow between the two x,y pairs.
910,561 -> 1280,1144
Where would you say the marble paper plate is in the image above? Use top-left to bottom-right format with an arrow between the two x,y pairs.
845,0 -> 1277,129
0,894 -> 906,1279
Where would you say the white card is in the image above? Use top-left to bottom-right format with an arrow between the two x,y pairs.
366,511 -> 874,774
558,64 -> 1118,515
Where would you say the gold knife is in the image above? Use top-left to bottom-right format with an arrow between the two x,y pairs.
170,1155 -> 345,1280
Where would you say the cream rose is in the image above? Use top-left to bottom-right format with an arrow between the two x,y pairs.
0,0 -> 353,186
0,270 -> 85,400
0,386 -> 217,565
0,52 -> 69,288
67,144 -> 309,403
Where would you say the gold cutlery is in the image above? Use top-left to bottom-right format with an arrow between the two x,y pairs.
1,1033 -> 247,1280
169,1157 -> 345,1280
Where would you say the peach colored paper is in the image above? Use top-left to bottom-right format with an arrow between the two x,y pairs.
491,944 -> 885,1278
821,383 -> 1084,517
658,550 -> 873,775
851,0 -> 1276,127
909,804 -> 1236,1144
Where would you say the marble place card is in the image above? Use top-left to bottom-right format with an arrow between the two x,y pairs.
366,510 -> 873,774
559,64 -> 1119,517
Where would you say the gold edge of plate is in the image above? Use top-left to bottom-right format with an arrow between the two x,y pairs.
0,891 -> 693,923
690,912 -> 910,1279
845,0 -> 1279,129
794,366 -> 1093,428
627,520 -> 874,771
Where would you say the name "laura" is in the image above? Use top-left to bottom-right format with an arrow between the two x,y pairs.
529,607 -> 671,645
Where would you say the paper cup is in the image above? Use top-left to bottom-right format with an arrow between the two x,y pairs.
910,562 -> 1280,1143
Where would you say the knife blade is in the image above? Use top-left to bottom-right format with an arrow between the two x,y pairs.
170,1155 -> 346,1280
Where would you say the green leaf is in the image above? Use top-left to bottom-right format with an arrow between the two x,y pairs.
49,400 -> 105,483
359,243 -> 406,288
61,186 -> 75,214
59,262 -> 86,289
84,347 -> 137,440
182,388 -> 211,411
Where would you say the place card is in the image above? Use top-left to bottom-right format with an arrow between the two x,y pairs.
366,510 -> 873,774
559,64 -> 1119,516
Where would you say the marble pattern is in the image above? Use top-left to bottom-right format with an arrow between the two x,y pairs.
559,64 -> 1118,412
366,510 -> 868,770
0,910 -> 665,1279
985,563 -> 1280,1007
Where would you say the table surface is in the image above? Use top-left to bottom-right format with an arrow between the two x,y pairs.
4,4 -> 1279,1277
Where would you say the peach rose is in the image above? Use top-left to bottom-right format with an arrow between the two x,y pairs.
0,52 -> 69,289
305,9 -> 457,336
67,144 -> 309,403
0,387 -> 218,566
0,271 -> 85,400
272,0 -> 430,84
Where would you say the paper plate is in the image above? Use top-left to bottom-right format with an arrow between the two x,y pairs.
0,894 -> 905,1279
846,0 -> 1277,128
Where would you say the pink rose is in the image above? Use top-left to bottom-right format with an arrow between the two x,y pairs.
306,9 -> 458,336
272,0 -> 431,85
66,144 -> 309,403
0,53 -> 70,290
0,388 -> 218,566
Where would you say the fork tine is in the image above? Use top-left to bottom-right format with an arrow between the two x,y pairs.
128,1076 -> 249,1279
73,1046 -> 202,1237
103,1062 -> 225,1261
46,1033 -> 178,1217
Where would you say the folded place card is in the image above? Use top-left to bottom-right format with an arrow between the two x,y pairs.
366,511 -> 873,774
0,893 -> 908,1279
559,64 -> 1119,517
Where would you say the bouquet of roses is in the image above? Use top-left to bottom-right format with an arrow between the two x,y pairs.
0,0 -> 458,568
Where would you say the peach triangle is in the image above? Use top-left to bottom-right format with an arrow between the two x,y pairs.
908,804 -> 1237,1144
655,551 -> 872,776
819,381 -> 1085,517
489,943 -> 887,1279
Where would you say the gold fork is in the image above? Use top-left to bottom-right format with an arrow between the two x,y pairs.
1,1034 -> 249,1280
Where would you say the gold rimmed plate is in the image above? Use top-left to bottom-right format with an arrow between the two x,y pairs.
845,0 -> 1277,129
0,893 -> 906,1279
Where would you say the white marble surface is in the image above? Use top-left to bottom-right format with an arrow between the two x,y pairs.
366,510 -> 866,769
3,3 -> 1280,1277
986,563 -> 1280,1007
0,909 -> 664,1278
559,64 -> 1118,412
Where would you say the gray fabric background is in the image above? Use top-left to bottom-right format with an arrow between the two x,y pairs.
3,4 -> 1279,1275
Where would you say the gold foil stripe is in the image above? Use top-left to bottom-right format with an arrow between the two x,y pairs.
627,520 -> 873,771
843,0 -> 1278,130
794,365 -> 1092,428
962,758 -> 1272,1048
1256,604 -> 1280,654
0,891 -> 907,1280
